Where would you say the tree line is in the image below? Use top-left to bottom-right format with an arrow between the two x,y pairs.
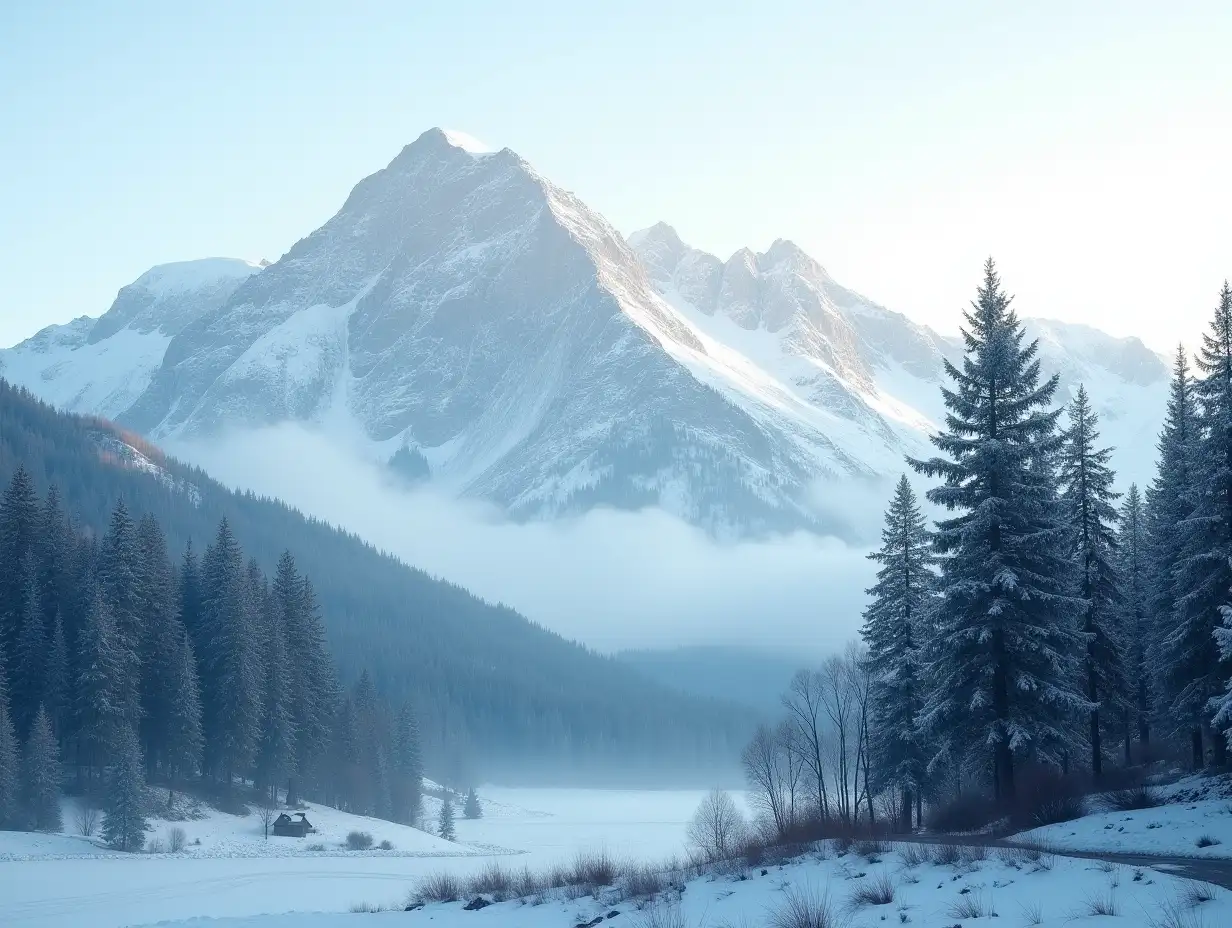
0,478 -> 424,843
743,262 -> 1232,834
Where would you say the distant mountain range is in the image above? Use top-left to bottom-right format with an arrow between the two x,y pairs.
1,128 -> 1169,537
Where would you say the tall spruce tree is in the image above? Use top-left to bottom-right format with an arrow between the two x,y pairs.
1058,385 -> 1126,779
135,515 -> 181,774
1166,284 -> 1232,766
438,793 -> 456,840
44,613 -> 68,741
910,260 -> 1087,800
256,610 -> 296,801
12,557 -> 47,738
74,588 -> 127,779
35,486 -> 70,641
199,520 -> 261,784
102,724 -> 150,852
98,501 -> 142,727
164,630 -> 203,788
391,702 -> 424,824
1117,484 -> 1151,757
22,705 -> 61,832
1147,348 -> 1198,750
860,475 -> 932,829
0,466 -> 40,662
285,570 -> 336,802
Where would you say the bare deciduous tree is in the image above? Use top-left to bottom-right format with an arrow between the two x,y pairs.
743,720 -> 805,839
781,668 -> 831,820
686,789 -> 747,862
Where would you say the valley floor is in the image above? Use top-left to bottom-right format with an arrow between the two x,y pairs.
5,783 -> 1232,927
0,788 -> 711,927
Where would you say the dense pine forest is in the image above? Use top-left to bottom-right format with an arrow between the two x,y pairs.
742,264 -> 1232,835
0,380 -> 752,788
0,473 -> 427,835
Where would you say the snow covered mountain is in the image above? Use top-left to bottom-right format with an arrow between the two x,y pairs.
0,129 -> 1169,537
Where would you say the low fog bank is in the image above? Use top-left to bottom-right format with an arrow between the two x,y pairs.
169,424 -> 875,657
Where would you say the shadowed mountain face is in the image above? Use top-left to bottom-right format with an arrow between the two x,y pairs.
1,129 -> 1168,538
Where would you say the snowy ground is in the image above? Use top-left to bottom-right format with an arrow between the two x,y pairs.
1017,775 -> 1232,858
0,788 -> 710,927
98,843 -> 1232,928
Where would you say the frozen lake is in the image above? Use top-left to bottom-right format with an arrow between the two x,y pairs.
0,788 -> 717,928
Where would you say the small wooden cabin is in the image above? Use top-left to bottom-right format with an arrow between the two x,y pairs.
272,812 -> 313,838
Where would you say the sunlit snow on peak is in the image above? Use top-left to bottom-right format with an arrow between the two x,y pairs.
441,129 -> 494,154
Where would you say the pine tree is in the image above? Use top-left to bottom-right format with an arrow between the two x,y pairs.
256,610 -> 296,799
0,466 -> 40,662
102,725 -> 150,852
0,697 -> 18,828
74,588 -> 127,777
179,540 -> 202,654
1058,385 -> 1126,779
463,787 -> 482,820
136,514 -> 179,774
1117,484 -> 1151,758
12,557 -> 47,738
281,568 -> 336,802
98,501 -> 142,727
199,520 -> 260,783
860,475 -> 933,829
35,486 -> 71,642
438,794 -> 456,840
164,630 -> 203,787
1167,284 -> 1232,766
22,705 -> 61,832
910,260 -> 1087,800
391,702 -> 424,824
1147,348 -> 1199,748
44,614 -> 69,741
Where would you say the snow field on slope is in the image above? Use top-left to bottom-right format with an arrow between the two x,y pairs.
0,793 -> 483,862
114,842 -> 1232,928
1016,775 -> 1232,858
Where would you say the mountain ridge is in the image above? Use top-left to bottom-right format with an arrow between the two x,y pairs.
0,128 -> 1170,537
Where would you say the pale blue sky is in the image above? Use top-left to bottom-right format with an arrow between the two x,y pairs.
2,1 -> 1230,349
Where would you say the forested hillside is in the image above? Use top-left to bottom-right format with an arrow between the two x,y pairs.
0,380 -> 751,783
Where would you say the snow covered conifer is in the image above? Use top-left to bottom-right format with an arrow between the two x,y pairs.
438,793 -> 456,840
1147,349 -> 1198,741
256,612 -> 296,801
860,474 -> 932,828
391,702 -> 423,823
910,259 -> 1087,800
102,724 -> 149,852
22,705 -> 61,832
165,630 -> 203,787
199,519 -> 261,783
75,588 -> 126,775
1166,284 -> 1232,766
1058,385 -> 1126,778
0,466 -> 39,660
1117,484 -> 1151,756
463,787 -> 482,819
